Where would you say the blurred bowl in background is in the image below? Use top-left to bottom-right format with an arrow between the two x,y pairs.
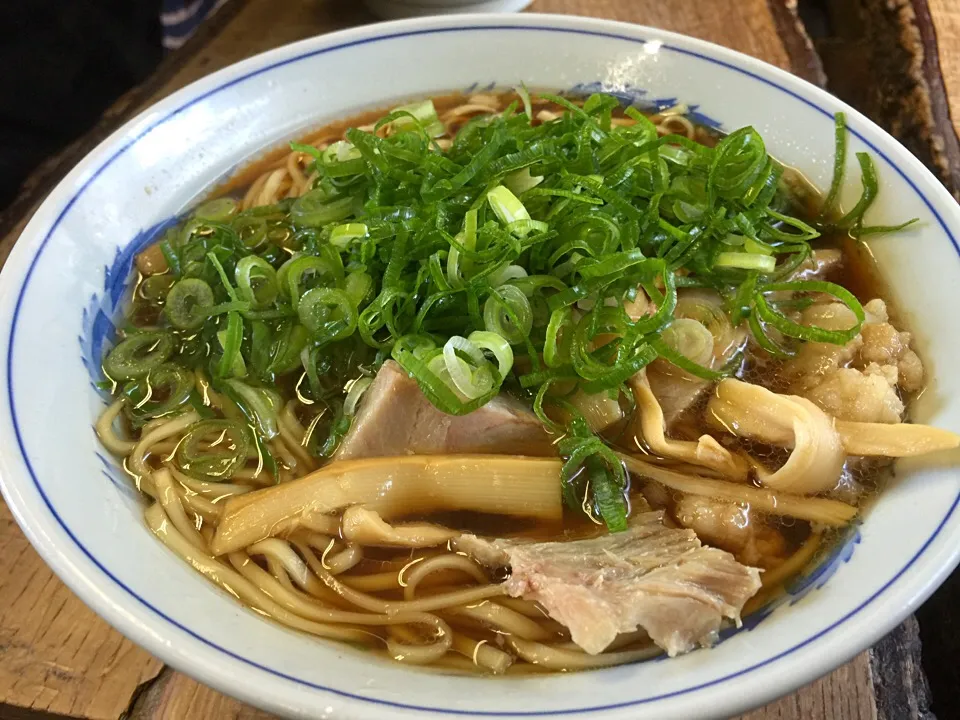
364,0 -> 533,20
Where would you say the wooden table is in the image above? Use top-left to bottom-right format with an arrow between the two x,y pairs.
0,1 -> 957,718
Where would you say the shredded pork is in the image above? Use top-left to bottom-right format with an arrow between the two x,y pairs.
457,511 -> 761,657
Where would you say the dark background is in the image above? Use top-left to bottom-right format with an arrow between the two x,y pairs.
0,2 -> 161,210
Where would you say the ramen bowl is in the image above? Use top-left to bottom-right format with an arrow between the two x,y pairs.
1,13 -> 959,720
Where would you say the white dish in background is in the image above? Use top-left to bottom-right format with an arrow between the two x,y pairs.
1,12 -> 959,720
364,0 -> 533,19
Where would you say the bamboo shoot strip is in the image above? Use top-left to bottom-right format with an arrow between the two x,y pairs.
212,455 -> 563,555
617,452 -> 857,526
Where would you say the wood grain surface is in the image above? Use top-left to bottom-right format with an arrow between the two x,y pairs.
0,502 -> 162,719
0,1 -> 943,718
928,0 -> 960,132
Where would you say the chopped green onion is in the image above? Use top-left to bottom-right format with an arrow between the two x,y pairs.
344,271 -> 374,306
442,335 -> 496,399
466,330 -> 514,378
754,280 -> 865,344
216,312 -> 244,378
103,331 -> 175,380
139,274 -> 176,303
235,256 -> 278,309
834,152 -> 878,230
715,252 -> 776,273
651,336 -> 725,381
748,311 -> 796,358
820,112 -> 847,219
165,278 -> 215,329
121,364 -> 194,422
544,307 -> 574,368
660,318 -> 715,366
515,85 -> 533,122
504,167 -> 544,194
344,376 -> 373,416
506,219 -> 548,237
446,209 -> 478,288
104,90 -> 917,535
391,341 -> 496,417
489,264 -> 528,286
743,237 -> 773,255
279,255 -> 338,309
484,285 -> 533,344
225,380 -> 282,439
330,223 -> 368,249
290,190 -> 355,227
855,218 -> 920,237
193,197 -> 238,222
487,185 -> 531,224
298,287 -> 357,342
390,99 -> 445,137
175,419 -> 252,481
322,140 -> 361,165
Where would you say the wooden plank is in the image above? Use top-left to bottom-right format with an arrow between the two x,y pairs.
739,653 -> 877,720
0,501 -> 162,719
928,0 -> 960,134
129,669 -> 276,720
526,0 -> 823,84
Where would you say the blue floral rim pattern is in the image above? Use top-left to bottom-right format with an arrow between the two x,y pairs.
7,23 -> 960,717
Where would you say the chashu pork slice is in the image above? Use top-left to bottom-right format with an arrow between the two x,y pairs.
457,511 -> 761,656
335,360 -> 556,460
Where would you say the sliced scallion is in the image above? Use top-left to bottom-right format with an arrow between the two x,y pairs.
103,331 -> 175,380
165,278 -> 215,329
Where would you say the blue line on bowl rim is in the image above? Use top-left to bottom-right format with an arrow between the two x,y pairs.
6,22 -> 960,717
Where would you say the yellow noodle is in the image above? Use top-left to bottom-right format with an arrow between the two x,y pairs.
129,411 -> 200,480
402,554 -> 488,600
166,464 -> 254,501
179,490 -> 220,525
95,399 -> 135,454
241,172 -> 268,210
384,623 -> 454,666
152,468 -> 206,551
269,437 -> 300,473
280,399 -> 307,441
285,151 -> 309,196
451,632 -> 513,674
506,636 -> 660,670
495,597 -> 550,619
145,503 -> 373,644
657,115 -> 696,138
296,541 -> 505,614
278,422 -> 315,470
444,601 -> 556,641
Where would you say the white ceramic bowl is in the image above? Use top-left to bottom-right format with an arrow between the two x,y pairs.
1,13 -> 959,720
